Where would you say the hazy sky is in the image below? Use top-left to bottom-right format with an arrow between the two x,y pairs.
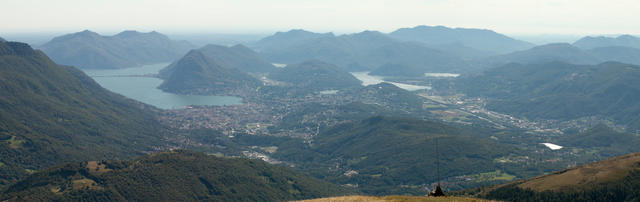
2,0 -> 640,35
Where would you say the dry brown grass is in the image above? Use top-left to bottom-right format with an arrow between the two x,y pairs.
517,152 -> 640,191
295,195 -> 495,202
86,161 -> 112,175
72,178 -> 102,190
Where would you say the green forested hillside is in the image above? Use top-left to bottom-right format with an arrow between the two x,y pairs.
274,116 -> 520,194
0,41 -> 166,187
0,150 -> 348,201
269,60 -> 362,91
40,30 -> 194,69
340,83 -> 426,113
457,61 -> 640,129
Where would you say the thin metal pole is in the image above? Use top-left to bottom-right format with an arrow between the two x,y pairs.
436,138 -> 440,186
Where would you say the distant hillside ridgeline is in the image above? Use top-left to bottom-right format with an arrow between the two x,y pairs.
40,30 -> 194,69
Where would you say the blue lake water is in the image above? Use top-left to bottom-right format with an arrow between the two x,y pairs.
83,63 -> 243,109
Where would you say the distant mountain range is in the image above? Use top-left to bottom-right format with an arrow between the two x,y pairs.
573,34 -> 640,49
457,61 -> 640,129
0,41 -> 166,187
158,45 -> 266,95
40,30 -> 194,69
251,29 -> 472,73
483,152 -> 640,201
252,29 -> 334,52
481,43 -> 640,68
269,60 -> 362,91
388,25 -> 534,54
486,43 -> 601,65
0,37 -> 5,42
252,28 -> 640,76
0,151 -> 347,201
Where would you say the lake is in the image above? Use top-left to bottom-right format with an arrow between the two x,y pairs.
350,72 -> 432,91
425,73 -> 460,78
83,63 -> 243,109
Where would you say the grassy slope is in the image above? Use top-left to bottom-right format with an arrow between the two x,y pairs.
482,152 -> 640,201
515,152 -> 640,192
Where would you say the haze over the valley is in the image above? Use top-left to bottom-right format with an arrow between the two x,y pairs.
2,0 -> 640,45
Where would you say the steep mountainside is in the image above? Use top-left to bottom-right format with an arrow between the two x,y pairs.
251,30 -> 471,73
457,62 -> 640,129
275,116 -> 519,194
484,152 -> 640,201
0,151 -> 347,201
269,60 -> 361,91
0,41 -> 166,187
389,25 -> 534,54
573,35 -> 640,49
158,49 -> 262,95
176,44 -> 275,73
40,30 -> 194,69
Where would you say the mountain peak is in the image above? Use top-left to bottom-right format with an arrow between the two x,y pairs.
271,29 -> 335,38
115,30 -> 165,38
77,29 -> 100,36
115,30 -> 143,37
64,30 -> 101,40
389,25 -> 533,54
350,30 -> 386,37
617,34 -> 637,40
533,43 -> 576,49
